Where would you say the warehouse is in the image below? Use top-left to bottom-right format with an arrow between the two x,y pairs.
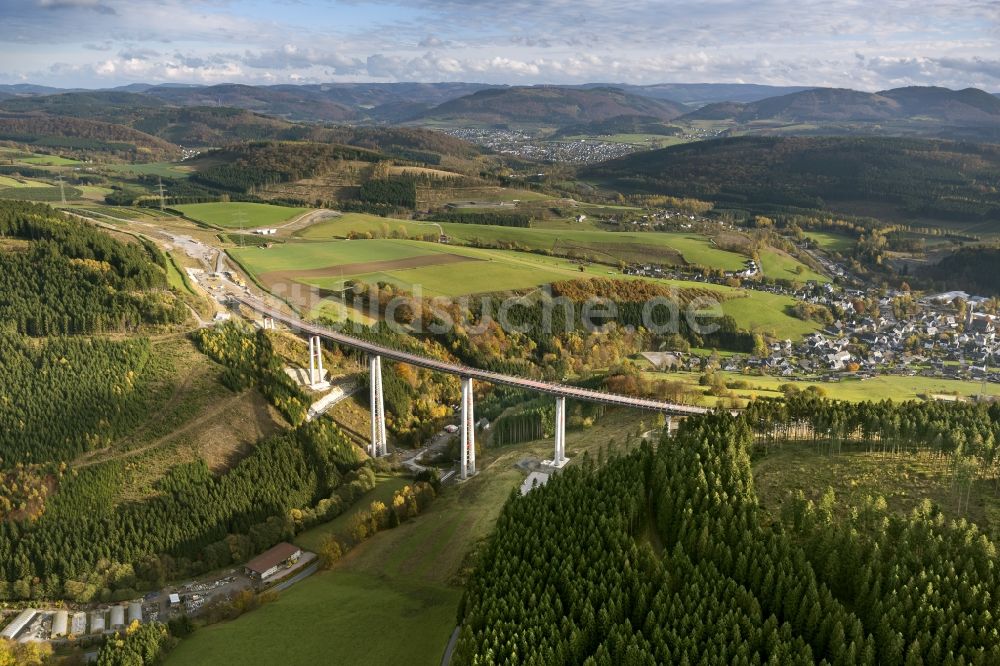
1,609 -> 36,640
243,542 -> 302,583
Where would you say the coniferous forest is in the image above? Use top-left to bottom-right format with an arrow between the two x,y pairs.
454,409 -> 1000,665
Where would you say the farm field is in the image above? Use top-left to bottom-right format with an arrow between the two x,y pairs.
717,290 -> 822,339
231,239 -> 601,298
640,368 -> 1000,407
757,246 -> 829,283
102,162 -> 192,178
297,213 -> 747,270
0,185 -> 82,201
174,202 -> 310,229
804,230 -> 855,253
0,175 -> 50,188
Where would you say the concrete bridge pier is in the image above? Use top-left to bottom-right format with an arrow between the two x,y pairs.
308,335 -> 327,388
261,316 -> 275,330
542,396 -> 569,469
460,377 -> 476,479
369,355 -> 388,457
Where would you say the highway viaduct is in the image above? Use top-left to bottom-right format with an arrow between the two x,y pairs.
235,295 -> 711,479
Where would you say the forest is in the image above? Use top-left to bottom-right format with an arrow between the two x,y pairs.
0,201 -> 186,335
921,247 -> 1000,297
0,325 -> 369,602
455,405 -> 1000,665
584,136 -> 1000,222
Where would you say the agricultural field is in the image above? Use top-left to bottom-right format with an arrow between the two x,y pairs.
803,230 -> 855,253
640,367 -> 1000,407
0,175 -> 50,188
231,239 -> 600,298
757,246 -> 829,283
297,213 -> 748,270
102,161 -> 193,178
0,185 -> 82,201
174,202 -> 311,229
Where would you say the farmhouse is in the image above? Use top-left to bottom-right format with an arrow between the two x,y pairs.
254,228 -> 278,235
244,542 -> 302,582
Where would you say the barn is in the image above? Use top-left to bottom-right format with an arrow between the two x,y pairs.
243,542 -> 302,583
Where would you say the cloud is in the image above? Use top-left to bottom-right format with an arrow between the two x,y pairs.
243,45 -> 363,74
38,0 -> 116,14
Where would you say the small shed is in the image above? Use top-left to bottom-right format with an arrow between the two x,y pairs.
168,593 -> 181,606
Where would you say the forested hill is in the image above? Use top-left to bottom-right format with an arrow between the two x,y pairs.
583,136 -> 1000,222
0,201 -> 186,335
0,114 -> 179,160
456,403 -> 1000,664
413,86 -> 689,127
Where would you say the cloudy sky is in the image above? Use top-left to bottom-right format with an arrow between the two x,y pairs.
1,0 -> 998,90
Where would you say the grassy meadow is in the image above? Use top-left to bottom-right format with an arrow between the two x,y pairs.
174,202 -> 310,229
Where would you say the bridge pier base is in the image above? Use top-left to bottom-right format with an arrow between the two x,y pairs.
543,396 -> 569,468
308,336 -> 329,389
261,316 -> 275,330
460,377 -> 476,479
369,355 -> 388,457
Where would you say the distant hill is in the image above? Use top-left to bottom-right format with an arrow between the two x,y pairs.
583,135 -> 1000,223
413,86 -> 688,127
580,82 -> 813,105
0,114 -> 179,160
142,84 -> 359,122
681,86 -> 1000,140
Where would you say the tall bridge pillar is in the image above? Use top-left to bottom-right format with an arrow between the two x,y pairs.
308,335 -> 326,387
555,396 -> 568,466
369,355 -> 388,457
460,376 -> 476,479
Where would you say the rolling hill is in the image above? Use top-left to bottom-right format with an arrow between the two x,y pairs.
412,86 -> 689,127
681,86 -> 1000,137
584,135 -> 1000,223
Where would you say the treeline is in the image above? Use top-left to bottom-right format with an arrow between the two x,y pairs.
455,410 -> 1000,664
0,201 -> 186,335
430,210 -> 531,227
921,247 -> 1000,297
191,141 -> 382,193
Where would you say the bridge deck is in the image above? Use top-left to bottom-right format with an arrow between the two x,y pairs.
236,296 -> 710,415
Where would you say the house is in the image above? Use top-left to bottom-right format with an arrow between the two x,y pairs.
254,228 -> 278,235
244,542 -> 302,583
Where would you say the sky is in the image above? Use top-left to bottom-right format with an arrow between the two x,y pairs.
0,0 -> 998,90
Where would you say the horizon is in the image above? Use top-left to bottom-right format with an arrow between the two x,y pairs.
2,0 -> 998,90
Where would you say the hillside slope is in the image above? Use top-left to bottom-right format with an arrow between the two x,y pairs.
584,135 -> 1000,222
414,86 -> 688,126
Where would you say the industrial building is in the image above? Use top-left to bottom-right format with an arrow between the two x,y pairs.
243,542 -> 302,583
1,609 -> 36,640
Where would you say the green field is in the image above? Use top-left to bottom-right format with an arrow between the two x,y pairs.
232,239 -> 608,297
174,202 -> 310,229
804,230 -> 855,253
103,162 -> 192,178
642,367 -> 1000,406
17,153 -> 81,166
0,175 -> 50,188
165,571 -> 460,666
296,214 -> 747,271
0,185 -> 82,201
757,247 -> 829,283
718,290 -> 822,338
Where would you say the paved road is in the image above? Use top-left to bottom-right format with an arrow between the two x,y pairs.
236,295 -> 711,415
